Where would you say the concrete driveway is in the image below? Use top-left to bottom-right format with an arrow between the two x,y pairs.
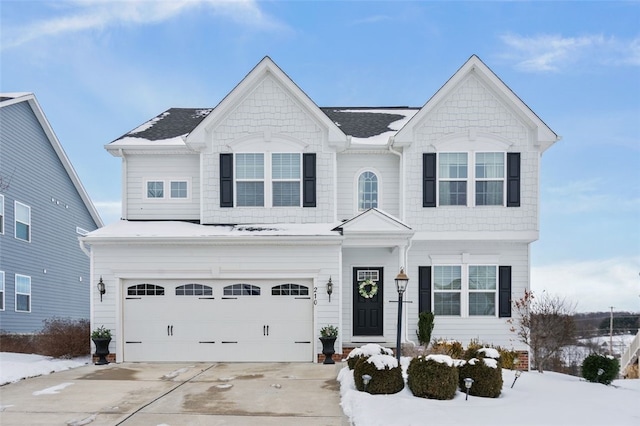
0,362 -> 351,425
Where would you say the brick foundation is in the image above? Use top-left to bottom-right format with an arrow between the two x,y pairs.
515,350 -> 529,371
317,353 -> 343,363
91,353 -> 116,364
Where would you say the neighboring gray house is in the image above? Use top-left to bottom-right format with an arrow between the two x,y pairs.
83,56 -> 558,364
0,93 -> 103,333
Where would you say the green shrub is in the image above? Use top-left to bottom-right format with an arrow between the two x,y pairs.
430,339 -> 464,359
459,351 -> 503,398
407,355 -> 459,400
581,353 -> 620,385
346,343 -> 393,370
39,318 -> 90,358
416,311 -> 435,347
464,340 -> 518,370
353,355 -> 404,395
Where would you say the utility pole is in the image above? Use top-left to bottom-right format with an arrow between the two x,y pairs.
609,306 -> 614,356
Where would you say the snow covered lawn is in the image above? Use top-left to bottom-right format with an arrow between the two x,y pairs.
2,352 -> 638,425
339,357 -> 640,426
0,352 -> 89,385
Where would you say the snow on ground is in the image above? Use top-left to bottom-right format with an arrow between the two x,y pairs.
1,352 -> 639,425
339,357 -> 640,426
0,352 -> 90,385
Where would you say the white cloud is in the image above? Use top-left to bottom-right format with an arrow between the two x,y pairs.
532,257 -> 640,312
93,200 -> 122,225
500,33 -> 640,72
1,0 -> 285,50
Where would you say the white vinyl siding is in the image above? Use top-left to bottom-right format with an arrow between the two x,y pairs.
15,201 -> 31,242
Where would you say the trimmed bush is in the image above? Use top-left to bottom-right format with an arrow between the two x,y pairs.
430,339 -> 464,359
38,318 -> 90,358
346,343 -> 393,370
353,355 -> 404,395
416,311 -> 435,347
581,353 -> 620,385
459,349 -> 503,398
407,355 -> 459,400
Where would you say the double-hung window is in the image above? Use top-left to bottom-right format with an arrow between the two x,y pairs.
146,180 -> 189,199
15,201 -> 30,242
235,153 -> 302,207
438,153 -> 467,206
15,274 -> 31,312
475,153 -> 505,206
433,265 -> 497,317
272,153 -> 301,207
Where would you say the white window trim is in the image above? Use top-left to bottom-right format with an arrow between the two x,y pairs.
14,201 -> 31,242
436,151 -> 507,207
432,264 -> 498,318
0,194 -> 4,235
143,178 -> 191,201
354,168 -> 382,213
15,274 -> 31,313
234,152 -> 302,208
0,271 -> 5,311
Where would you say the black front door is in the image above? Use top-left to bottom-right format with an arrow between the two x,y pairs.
353,267 -> 383,336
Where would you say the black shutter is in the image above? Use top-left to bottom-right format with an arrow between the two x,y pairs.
220,153 -> 233,208
507,153 -> 520,207
423,153 -> 436,207
498,266 -> 512,318
418,266 -> 432,313
303,153 -> 316,207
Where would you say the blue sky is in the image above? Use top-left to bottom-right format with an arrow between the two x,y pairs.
1,1 -> 638,312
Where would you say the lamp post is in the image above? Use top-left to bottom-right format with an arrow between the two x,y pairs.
395,268 -> 409,364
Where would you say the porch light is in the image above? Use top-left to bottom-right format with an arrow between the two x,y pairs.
394,268 -> 409,363
464,377 -> 474,400
97,276 -> 106,302
327,277 -> 334,302
511,369 -> 522,388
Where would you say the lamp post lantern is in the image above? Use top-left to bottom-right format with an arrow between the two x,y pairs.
395,268 -> 409,364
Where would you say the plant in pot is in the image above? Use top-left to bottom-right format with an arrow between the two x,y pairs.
91,326 -> 112,365
319,325 -> 338,364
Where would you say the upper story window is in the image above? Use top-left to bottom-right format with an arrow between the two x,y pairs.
15,201 -> 31,242
475,153 -> 504,206
433,265 -> 496,317
145,179 -> 189,200
235,153 -> 301,207
438,153 -> 468,206
15,274 -> 31,312
0,195 -> 4,234
358,171 -> 378,211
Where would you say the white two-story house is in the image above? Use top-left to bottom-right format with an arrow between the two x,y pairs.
81,55 -> 558,364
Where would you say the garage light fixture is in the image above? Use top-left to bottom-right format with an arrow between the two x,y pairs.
97,276 -> 106,302
327,277 -> 334,302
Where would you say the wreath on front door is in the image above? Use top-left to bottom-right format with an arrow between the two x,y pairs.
358,279 -> 378,299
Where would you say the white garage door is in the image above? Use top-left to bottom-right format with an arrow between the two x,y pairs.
123,280 -> 313,362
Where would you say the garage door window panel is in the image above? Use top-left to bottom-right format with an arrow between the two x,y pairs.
272,284 -> 309,296
224,284 -> 261,296
127,284 -> 165,296
175,284 -> 213,296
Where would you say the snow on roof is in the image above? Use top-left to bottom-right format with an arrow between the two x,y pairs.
84,220 -> 342,240
344,109 -> 418,145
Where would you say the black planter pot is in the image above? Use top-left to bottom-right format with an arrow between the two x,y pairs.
320,336 -> 337,364
92,338 -> 111,365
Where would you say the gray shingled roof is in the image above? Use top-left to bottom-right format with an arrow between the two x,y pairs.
112,106 -> 418,143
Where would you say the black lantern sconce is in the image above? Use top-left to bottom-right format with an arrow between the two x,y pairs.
97,276 -> 106,302
327,277 -> 334,302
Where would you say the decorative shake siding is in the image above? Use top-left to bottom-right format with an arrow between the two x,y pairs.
336,152 -> 400,221
125,153 -> 200,221
201,75 -> 334,224
404,73 -> 540,236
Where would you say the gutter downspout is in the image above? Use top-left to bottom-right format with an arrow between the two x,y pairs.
387,137 -> 404,221
120,149 -> 127,220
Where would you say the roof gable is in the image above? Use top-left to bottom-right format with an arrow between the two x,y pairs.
187,57 -> 347,150
334,208 -> 412,234
0,93 -> 103,227
393,55 -> 559,151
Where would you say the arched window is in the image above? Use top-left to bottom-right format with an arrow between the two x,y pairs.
358,171 -> 378,211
